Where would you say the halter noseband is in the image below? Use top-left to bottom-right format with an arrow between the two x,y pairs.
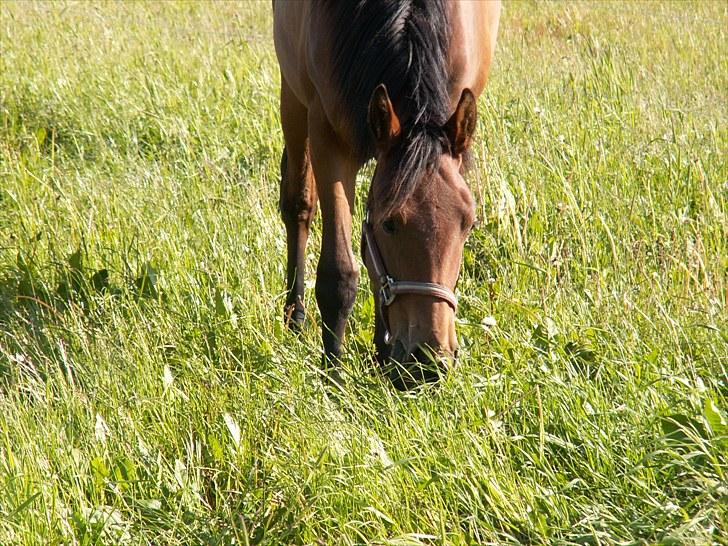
362,211 -> 458,342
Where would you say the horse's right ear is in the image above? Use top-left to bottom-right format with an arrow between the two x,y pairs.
368,84 -> 401,151
445,88 -> 477,156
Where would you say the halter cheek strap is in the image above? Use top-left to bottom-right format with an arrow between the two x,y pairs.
361,212 -> 458,342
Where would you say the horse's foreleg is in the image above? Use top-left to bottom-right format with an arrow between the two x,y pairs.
279,79 -> 317,329
308,103 -> 360,362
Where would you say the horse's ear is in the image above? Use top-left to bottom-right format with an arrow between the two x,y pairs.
445,88 -> 477,155
368,84 -> 401,151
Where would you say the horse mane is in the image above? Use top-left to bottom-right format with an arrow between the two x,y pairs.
320,0 -> 452,220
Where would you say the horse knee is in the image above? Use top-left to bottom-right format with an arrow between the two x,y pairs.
280,192 -> 315,227
279,156 -> 316,227
315,264 -> 359,319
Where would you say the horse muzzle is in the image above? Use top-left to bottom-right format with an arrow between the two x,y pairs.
386,339 -> 458,390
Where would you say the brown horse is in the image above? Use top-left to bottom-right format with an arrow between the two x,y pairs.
273,0 -> 500,388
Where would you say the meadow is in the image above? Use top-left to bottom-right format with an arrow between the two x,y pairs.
0,1 -> 726,544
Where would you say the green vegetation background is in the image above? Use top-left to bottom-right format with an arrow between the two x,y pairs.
0,1 -> 726,544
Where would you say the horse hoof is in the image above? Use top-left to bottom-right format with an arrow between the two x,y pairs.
284,305 -> 306,331
324,366 -> 346,389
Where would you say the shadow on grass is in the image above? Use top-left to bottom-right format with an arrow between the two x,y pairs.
0,247 -> 162,390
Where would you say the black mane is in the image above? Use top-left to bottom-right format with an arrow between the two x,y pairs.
320,0 -> 452,219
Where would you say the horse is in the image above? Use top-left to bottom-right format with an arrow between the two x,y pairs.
273,0 -> 501,389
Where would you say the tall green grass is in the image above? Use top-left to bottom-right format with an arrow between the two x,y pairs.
1,1 -> 726,544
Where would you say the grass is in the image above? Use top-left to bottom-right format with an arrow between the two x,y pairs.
0,1 -> 726,544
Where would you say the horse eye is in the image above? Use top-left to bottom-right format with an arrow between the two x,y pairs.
382,218 -> 396,234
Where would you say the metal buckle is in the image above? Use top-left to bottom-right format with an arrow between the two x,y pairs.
379,276 -> 396,306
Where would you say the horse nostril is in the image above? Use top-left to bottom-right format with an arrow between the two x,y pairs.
390,339 -> 408,363
410,346 -> 436,366
453,348 -> 459,360
408,345 -> 444,385
385,343 -> 456,390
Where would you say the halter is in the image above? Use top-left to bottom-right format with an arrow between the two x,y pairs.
361,211 -> 458,342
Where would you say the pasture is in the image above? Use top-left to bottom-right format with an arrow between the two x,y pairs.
0,1 -> 726,544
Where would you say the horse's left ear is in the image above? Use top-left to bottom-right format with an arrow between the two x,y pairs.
445,88 -> 477,155
368,84 -> 401,151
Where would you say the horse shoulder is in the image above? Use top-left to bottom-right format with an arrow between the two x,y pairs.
447,0 -> 502,106
273,0 -> 316,106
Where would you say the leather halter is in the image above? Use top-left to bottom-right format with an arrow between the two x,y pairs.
362,211 -> 458,342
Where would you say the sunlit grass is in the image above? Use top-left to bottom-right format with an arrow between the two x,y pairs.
1,1 -> 726,544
